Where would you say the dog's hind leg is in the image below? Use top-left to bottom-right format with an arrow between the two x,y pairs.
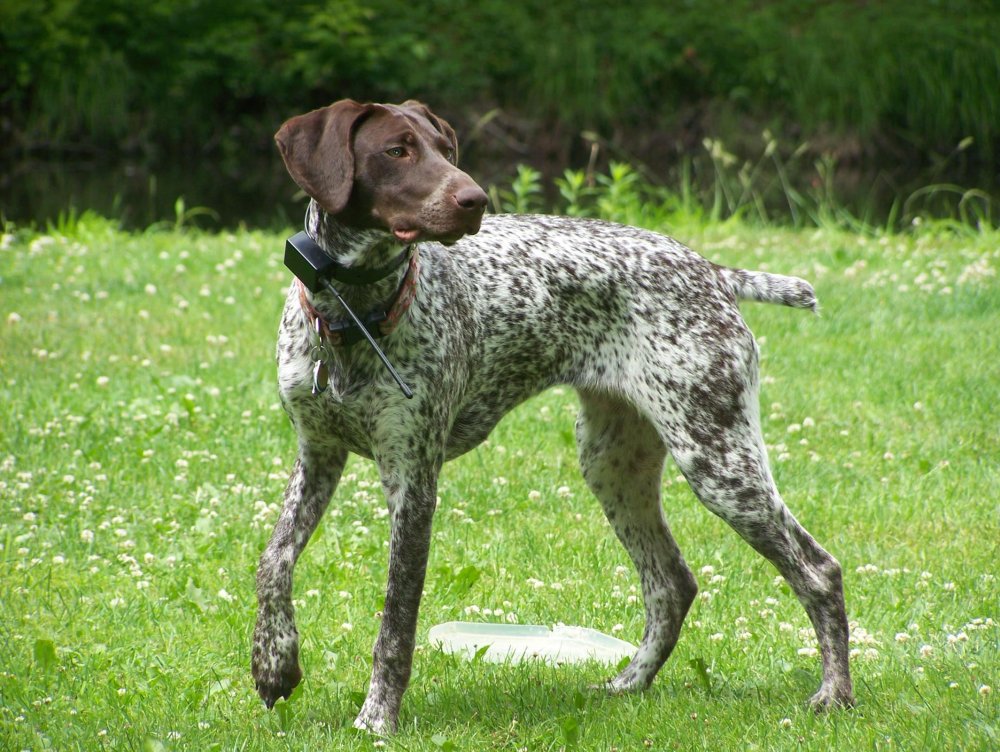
663,360 -> 854,709
253,445 -> 347,708
576,390 -> 699,692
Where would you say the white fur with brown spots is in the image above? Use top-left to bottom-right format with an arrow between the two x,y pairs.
251,100 -> 854,734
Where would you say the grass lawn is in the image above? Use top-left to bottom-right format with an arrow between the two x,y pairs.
0,214 -> 997,750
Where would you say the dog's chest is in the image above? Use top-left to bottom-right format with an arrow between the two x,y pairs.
275,331 -> 380,451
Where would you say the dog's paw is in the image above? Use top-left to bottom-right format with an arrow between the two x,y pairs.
251,623 -> 303,709
590,664 -> 650,695
353,712 -> 392,737
353,694 -> 399,736
808,681 -> 855,711
254,660 -> 302,709
589,679 -> 630,695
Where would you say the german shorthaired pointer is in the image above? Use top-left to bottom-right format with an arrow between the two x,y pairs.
252,99 -> 854,733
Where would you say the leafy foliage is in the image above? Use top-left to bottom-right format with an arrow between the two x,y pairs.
2,0 -> 998,168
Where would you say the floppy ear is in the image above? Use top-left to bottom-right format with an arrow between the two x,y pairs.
400,100 -> 459,163
274,99 -> 372,215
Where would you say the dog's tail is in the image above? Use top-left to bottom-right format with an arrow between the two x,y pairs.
717,266 -> 818,311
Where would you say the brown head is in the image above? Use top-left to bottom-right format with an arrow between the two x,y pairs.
275,100 -> 488,244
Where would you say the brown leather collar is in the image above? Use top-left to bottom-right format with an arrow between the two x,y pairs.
297,248 -> 420,347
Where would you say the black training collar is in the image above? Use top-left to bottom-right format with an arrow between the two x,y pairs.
284,230 -> 412,288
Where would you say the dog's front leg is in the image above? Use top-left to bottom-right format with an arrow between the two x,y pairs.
354,461 -> 439,735
253,446 -> 347,708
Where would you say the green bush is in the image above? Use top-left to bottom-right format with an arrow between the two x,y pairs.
2,1 -> 997,169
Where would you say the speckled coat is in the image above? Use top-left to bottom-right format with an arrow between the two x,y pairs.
252,101 -> 854,735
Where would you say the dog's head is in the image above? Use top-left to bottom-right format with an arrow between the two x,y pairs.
275,100 -> 487,244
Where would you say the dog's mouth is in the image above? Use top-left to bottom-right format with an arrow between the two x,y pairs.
392,228 -> 421,244
391,226 -> 477,246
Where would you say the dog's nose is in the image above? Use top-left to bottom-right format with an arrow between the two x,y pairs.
453,186 -> 488,213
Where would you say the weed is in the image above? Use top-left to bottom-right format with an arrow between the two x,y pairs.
497,138 -> 997,233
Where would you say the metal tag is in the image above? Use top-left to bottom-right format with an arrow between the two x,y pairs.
312,359 -> 329,395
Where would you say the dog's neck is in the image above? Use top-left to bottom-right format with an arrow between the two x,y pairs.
304,199 -> 413,313
306,200 -> 405,269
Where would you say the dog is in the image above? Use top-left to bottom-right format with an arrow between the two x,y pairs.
252,99 -> 854,733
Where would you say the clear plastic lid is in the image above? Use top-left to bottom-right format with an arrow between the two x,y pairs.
427,621 -> 636,665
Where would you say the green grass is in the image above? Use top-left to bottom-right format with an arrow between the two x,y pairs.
0,212 -> 997,751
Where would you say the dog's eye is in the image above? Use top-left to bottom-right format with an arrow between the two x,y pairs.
385,147 -> 406,158
445,148 -> 456,164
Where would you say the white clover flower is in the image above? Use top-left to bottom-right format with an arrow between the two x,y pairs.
980,685 -> 992,697
779,718 -> 792,729
797,647 -> 818,657
919,644 -> 934,658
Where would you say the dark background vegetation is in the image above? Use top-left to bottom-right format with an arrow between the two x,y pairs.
2,0 -> 999,228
